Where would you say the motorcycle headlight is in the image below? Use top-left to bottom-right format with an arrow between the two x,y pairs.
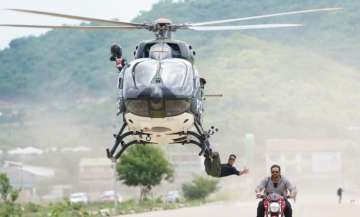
269,202 -> 280,213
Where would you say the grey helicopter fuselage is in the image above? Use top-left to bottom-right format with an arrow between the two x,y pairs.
118,40 -> 204,145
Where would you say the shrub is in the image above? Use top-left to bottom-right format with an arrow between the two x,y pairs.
25,202 -> 41,213
182,176 -> 219,200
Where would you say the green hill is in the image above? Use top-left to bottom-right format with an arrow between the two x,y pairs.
199,35 -> 360,139
0,0 -> 359,99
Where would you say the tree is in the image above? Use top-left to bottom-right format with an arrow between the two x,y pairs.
0,173 -> 19,203
0,173 -> 22,217
116,145 -> 174,200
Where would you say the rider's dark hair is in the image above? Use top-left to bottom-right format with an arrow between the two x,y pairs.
229,154 -> 237,160
270,164 -> 281,172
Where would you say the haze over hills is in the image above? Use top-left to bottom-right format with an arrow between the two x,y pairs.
0,0 -> 358,98
0,0 -> 360,147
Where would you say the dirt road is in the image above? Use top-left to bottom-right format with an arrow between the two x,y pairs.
117,198 -> 359,217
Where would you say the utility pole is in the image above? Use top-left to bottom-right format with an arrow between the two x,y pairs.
112,159 -> 118,213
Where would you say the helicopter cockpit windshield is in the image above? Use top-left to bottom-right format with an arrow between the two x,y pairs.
123,58 -> 194,117
124,58 -> 193,95
132,60 -> 158,87
160,60 -> 191,89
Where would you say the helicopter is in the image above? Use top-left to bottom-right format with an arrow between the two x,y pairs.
1,7 -> 342,162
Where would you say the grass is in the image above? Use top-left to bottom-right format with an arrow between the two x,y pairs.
16,197 -> 209,217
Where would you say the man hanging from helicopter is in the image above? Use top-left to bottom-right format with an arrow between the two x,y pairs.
204,151 -> 249,177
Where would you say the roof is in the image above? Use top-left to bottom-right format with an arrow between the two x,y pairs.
79,158 -> 112,167
22,166 -> 55,177
61,146 -> 91,152
0,167 -> 36,188
2,162 -> 55,177
8,146 -> 43,155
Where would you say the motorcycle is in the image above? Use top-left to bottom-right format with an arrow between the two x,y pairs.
258,193 -> 286,217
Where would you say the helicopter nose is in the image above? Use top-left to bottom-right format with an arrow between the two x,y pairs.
150,85 -> 163,99
136,84 -> 175,100
149,85 -> 164,110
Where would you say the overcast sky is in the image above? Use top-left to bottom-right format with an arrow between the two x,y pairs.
0,0 -> 159,49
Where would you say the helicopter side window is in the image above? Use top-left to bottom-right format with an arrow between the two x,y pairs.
143,43 -> 156,58
117,76 -> 123,89
167,43 -> 181,58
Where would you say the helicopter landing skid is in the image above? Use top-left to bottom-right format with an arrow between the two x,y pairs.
171,122 -> 218,157
106,122 -> 153,161
106,122 -> 218,161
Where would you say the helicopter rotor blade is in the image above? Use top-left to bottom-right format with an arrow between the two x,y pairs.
6,8 -> 145,27
187,24 -> 303,31
204,94 -> 223,97
190,7 -> 343,26
0,24 -> 144,30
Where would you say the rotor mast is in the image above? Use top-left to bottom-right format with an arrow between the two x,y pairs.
149,18 -> 176,40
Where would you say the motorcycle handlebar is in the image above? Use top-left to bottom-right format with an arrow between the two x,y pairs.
256,194 -> 294,200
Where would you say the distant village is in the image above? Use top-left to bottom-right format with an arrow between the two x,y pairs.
0,144 -> 206,203
1,137 -> 360,203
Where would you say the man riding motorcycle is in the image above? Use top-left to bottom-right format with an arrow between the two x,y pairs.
255,164 -> 296,217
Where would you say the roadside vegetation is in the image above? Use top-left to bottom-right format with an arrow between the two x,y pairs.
6,197 -> 212,217
0,172 -> 219,216
1,145 -> 219,216
182,176 -> 219,201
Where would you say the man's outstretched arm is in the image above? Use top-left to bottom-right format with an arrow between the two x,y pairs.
237,167 -> 249,176
285,179 -> 297,199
